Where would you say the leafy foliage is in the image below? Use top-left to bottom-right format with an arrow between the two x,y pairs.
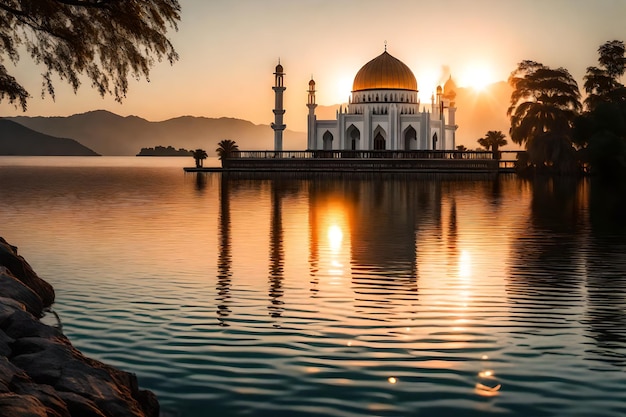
216,139 -> 239,160
508,61 -> 581,148
0,0 -> 180,110
477,130 -> 507,152
192,148 -> 208,168
577,40 -> 626,177
584,40 -> 626,111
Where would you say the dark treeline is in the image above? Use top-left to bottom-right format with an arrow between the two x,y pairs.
508,40 -> 626,178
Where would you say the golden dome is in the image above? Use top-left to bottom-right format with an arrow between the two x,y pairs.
352,51 -> 417,92
443,75 -> 457,98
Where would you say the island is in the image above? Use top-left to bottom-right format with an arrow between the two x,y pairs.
136,146 -> 192,157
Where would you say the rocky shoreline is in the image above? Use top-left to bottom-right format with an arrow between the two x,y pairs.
0,237 -> 159,417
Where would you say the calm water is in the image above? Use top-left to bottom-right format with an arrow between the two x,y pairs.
1,156 -> 625,417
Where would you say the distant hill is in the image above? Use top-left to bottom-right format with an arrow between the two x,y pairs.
5,110 -> 307,156
3,83 -> 512,156
0,120 -> 99,156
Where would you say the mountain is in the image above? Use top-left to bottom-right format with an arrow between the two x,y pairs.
5,110 -> 306,156
3,82 -> 512,156
0,120 -> 99,156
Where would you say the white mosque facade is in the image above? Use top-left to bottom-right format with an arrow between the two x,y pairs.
295,50 -> 458,152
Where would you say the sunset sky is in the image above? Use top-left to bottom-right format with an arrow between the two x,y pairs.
2,0 -> 626,132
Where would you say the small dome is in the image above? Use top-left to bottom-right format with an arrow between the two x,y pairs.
275,63 -> 284,73
436,85 -> 443,94
309,79 -> 316,86
443,75 -> 457,98
352,51 -> 417,92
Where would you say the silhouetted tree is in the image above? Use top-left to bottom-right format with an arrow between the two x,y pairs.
216,139 -> 239,160
477,130 -> 507,159
584,40 -> 626,112
575,40 -> 626,177
192,149 -> 208,168
508,61 -> 582,174
455,144 -> 468,152
0,0 -> 180,111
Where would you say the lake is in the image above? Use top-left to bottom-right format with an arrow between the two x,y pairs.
1,156 -> 625,417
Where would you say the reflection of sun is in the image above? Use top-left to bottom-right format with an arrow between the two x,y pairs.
328,224 -> 343,252
459,250 -> 472,278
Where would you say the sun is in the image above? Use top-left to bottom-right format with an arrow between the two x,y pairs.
460,64 -> 495,91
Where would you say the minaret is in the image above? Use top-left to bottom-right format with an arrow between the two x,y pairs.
271,61 -> 286,152
443,75 -> 458,149
436,85 -> 445,149
307,78 -> 317,150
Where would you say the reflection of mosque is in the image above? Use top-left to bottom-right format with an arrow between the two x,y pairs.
216,175 -> 232,326
216,174 -> 462,323
307,176 -> 447,303
267,180 -> 285,323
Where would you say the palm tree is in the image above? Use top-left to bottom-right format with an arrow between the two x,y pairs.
577,40 -> 626,176
507,60 -> 582,173
192,148 -> 208,168
216,139 -> 239,160
477,130 -> 508,159
508,61 -> 581,148
583,40 -> 626,112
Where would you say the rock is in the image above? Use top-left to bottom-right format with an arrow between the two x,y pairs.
0,356 -> 26,393
0,331 -> 13,357
11,382 -> 71,417
56,391 -> 107,417
0,238 -> 54,308
0,267 -> 44,317
0,393 -> 49,417
0,236 -> 160,417
1,309 -> 64,341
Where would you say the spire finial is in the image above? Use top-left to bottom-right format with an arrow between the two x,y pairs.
384,40 -> 387,52
278,57 -> 281,65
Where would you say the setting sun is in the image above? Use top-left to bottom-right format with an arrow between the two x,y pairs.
459,63 -> 495,91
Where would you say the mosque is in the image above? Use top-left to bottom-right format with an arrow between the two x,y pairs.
272,47 -> 458,153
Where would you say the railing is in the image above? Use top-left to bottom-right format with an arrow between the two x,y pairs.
223,149 -> 521,173
230,150 -> 498,160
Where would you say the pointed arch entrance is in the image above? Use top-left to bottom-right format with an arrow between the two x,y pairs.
404,126 -> 417,150
373,125 -> 386,150
432,132 -> 438,150
323,131 -> 334,151
346,124 -> 360,150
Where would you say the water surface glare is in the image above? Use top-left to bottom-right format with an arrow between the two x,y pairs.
1,157 -> 625,417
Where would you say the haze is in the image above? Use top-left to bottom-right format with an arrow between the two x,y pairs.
2,0 -> 625,144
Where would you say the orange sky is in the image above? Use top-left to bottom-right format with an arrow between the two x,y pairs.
2,0 -> 625,133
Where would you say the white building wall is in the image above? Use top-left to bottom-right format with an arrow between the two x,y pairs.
310,91 -> 456,151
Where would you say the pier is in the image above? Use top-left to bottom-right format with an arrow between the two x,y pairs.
185,150 -> 518,174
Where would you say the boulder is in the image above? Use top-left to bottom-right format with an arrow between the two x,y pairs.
0,267 -> 44,317
0,238 -> 54,308
0,237 -> 159,416
0,393 -> 49,417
